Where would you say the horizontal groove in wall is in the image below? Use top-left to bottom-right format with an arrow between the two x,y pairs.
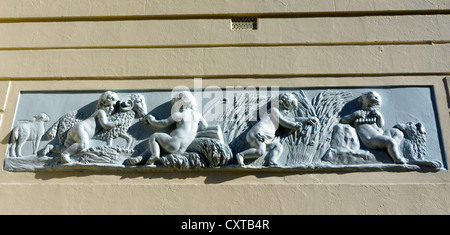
0,41 -> 448,51
2,0 -> 450,20
1,73 -> 449,81
1,10 -> 450,23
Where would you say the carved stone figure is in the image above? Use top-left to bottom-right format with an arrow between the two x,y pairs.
126,91 -> 208,166
341,91 -> 407,164
45,111 -> 89,145
4,87 -> 444,173
43,91 -> 121,163
236,93 -> 317,167
9,112 -> 50,157
97,93 -> 148,149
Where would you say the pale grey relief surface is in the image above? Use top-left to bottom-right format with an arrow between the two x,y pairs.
3,86 -> 446,172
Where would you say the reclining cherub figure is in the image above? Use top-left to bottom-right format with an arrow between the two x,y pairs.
341,91 -> 407,164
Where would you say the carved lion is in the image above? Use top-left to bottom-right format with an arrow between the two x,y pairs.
394,122 -> 427,160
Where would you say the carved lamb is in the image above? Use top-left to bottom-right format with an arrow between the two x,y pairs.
9,112 -> 50,157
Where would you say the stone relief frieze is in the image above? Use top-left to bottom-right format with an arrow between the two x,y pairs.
3,86 -> 446,172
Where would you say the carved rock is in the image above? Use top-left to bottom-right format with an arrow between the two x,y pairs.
323,124 -> 376,165
329,124 -> 360,152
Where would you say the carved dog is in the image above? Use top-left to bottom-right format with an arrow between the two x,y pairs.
10,112 -> 50,157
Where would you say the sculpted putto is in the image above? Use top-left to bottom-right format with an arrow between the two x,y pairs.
342,91 -> 407,164
43,91 -> 121,163
127,91 -> 208,165
236,93 -> 317,167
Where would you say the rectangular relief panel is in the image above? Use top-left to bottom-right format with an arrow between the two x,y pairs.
4,86 -> 446,172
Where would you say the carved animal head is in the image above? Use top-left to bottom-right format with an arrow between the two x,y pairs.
394,122 -> 427,160
358,91 -> 382,110
279,93 -> 298,112
97,91 -> 120,115
395,122 -> 426,136
119,93 -> 148,117
34,112 -> 50,122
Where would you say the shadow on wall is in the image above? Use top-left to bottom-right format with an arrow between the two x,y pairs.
443,77 -> 450,109
32,168 -> 341,184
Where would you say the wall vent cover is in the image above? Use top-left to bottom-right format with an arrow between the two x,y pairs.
231,17 -> 257,30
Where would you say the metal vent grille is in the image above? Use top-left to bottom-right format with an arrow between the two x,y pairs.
231,17 -> 257,30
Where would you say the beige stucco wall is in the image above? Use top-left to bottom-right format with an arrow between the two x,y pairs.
0,0 -> 449,214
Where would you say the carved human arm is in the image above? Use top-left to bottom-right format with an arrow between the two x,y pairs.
97,110 -> 119,129
372,109 -> 385,127
341,112 -> 358,124
145,114 -> 175,128
295,116 -> 318,125
198,114 -> 208,131
271,108 -> 301,130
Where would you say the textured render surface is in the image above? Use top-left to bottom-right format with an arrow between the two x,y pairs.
1,15 -> 450,48
0,176 -> 449,214
0,0 -> 449,214
1,45 -> 450,78
1,0 -> 449,18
